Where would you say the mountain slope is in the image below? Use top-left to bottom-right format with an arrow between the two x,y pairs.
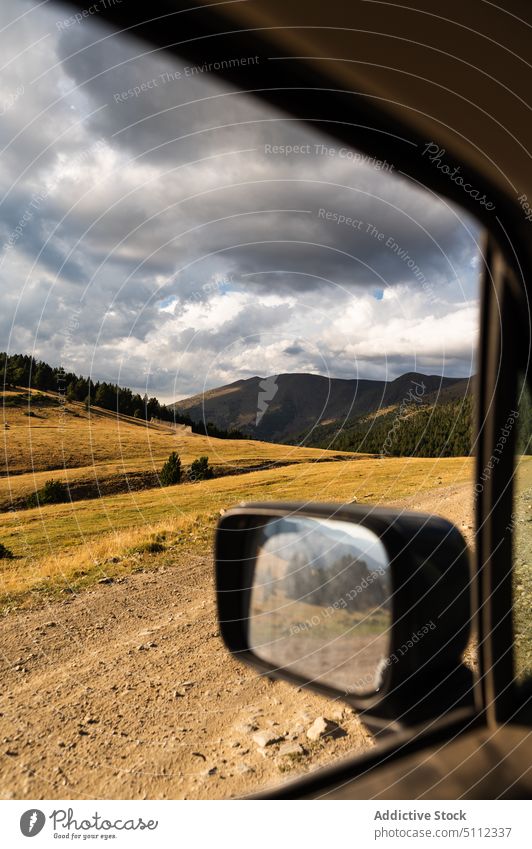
173,372 -> 473,443
0,385 -> 357,510
308,397 -> 474,457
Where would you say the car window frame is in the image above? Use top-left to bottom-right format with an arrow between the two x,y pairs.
64,0 -> 532,734
477,248 -> 532,722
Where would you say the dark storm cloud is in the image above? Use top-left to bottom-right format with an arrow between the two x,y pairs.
34,237 -> 87,284
284,344 -> 305,356
54,15 -> 268,162
0,1 -> 480,399
51,9 -> 476,295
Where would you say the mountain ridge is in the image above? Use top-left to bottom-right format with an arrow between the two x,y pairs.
173,371 -> 473,443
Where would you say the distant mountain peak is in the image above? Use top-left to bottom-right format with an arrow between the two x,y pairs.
173,371 -> 472,444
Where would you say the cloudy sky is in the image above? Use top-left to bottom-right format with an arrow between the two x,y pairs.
0,1 -> 481,402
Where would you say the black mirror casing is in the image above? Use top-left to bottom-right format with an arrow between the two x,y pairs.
215,502 -> 476,733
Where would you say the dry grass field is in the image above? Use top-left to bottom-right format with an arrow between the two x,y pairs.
1,387 -> 357,506
0,384 -> 478,800
0,385 -> 472,610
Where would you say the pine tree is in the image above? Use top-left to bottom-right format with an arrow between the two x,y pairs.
159,452 -> 182,486
189,455 -> 214,481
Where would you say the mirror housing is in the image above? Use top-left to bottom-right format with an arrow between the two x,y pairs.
215,502 -> 475,733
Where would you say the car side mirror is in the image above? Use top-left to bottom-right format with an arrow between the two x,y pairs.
215,502 -> 475,732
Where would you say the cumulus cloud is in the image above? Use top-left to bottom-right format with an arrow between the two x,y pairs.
0,0 -> 481,401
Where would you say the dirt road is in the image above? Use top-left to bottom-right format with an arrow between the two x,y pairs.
0,483 -> 473,800
390,480 -> 474,545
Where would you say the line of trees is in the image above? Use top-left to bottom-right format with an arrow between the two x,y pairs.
300,398 -> 474,457
0,352 -> 246,440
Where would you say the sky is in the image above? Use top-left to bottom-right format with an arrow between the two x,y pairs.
0,1 -> 481,402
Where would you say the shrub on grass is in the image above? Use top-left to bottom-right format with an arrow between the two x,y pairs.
189,455 -> 214,481
128,539 -> 166,555
143,541 -> 165,553
27,478 -> 69,508
159,452 -> 182,486
0,542 -> 14,559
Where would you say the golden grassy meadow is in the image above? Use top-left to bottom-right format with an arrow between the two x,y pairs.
0,387 -> 473,611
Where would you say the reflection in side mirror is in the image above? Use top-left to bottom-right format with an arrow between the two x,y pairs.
217,503 -> 474,728
248,516 -> 392,696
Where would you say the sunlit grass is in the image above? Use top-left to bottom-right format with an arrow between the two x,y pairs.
1,387 -> 360,506
0,454 -> 473,611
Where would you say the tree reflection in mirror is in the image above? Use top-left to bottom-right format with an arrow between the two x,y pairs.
248,516 -> 392,695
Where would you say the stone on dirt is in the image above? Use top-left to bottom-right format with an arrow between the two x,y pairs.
278,742 -> 305,757
252,730 -> 283,748
306,717 -> 345,741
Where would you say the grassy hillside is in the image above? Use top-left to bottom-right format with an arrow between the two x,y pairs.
0,383 -> 478,613
1,386 -> 361,508
0,453 -> 473,610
